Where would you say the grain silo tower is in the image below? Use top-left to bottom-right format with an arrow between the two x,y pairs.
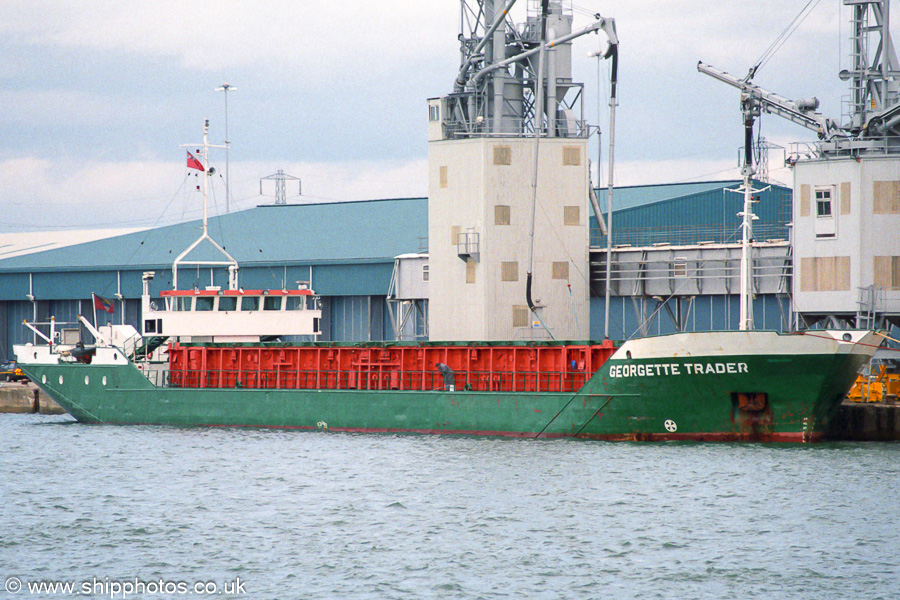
427,0 -> 616,340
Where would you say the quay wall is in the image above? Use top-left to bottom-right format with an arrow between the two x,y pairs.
0,383 -> 65,414
828,402 -> 900,441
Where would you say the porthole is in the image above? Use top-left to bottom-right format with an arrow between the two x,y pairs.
102,376 -> 108,386
84,375 -> 90,386
59,375 -> 64,385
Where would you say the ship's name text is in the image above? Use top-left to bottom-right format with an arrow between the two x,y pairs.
609,362 -> 749,378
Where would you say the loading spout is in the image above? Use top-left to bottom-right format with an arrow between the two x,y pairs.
697,61 -> 844,140
526,271 -> 536,311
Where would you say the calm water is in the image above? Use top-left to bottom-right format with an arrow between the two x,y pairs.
1,414 -> 898,600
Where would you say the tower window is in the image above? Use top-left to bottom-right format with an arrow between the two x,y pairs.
815,189 -> 833,217
495,205 -> 510,225
552,261 -> 569,280
562,146 -> 581,166
501,261 -> 519,282
814,187 -> 836,238
512,305 -> 529,327
493,145 -> 512,166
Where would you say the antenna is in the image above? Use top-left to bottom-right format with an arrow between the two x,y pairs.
215,83 -> 237,213
260,169 -> 302,205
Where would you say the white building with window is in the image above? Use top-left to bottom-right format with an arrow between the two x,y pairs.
793,156 -> 900,328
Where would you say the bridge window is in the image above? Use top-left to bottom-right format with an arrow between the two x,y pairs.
241,297 -> 259,311
196,297 -> 214,311
264,296 -> 282,311
218,297 -> 237,311
286,296 -> 305,311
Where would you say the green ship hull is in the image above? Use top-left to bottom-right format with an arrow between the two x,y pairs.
16,330 -> 879,442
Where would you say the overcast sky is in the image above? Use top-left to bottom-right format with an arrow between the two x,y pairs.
0,0 -> 856,232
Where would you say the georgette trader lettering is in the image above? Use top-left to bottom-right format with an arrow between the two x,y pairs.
609,362 -> 749,378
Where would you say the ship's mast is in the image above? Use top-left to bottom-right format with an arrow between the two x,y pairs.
724,90 -> 774,332
174,120 -> 238,290
737,113 -> 759,331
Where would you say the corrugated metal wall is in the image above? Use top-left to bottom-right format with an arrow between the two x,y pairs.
589,294 -> 790,340
325,296 -> 394,342
591,183 -> 792,247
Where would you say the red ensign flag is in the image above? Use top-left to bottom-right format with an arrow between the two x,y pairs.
186,151 -> 205,171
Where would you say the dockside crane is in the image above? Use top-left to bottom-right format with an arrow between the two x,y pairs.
698,0 -> 900,153
697,62 -> 843,141
697,0 -> 900,333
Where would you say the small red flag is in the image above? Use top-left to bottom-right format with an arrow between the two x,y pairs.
93,293 -> 115,314
186,151 -> 205,171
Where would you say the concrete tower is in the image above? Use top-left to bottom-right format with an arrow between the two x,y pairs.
427,1 -> 616,341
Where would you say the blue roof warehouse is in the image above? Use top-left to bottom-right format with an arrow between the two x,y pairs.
0,181 -> 792,360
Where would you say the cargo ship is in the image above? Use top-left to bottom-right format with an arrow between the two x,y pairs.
13,325 -> 880,442
12,3 -> 883,441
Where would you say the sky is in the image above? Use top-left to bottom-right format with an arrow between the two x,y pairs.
0,0 -> 856,233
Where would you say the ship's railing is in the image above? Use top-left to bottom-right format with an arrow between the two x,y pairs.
443,117 -> 590,140
161,368 -> 593,394
788,137 -> 900,159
